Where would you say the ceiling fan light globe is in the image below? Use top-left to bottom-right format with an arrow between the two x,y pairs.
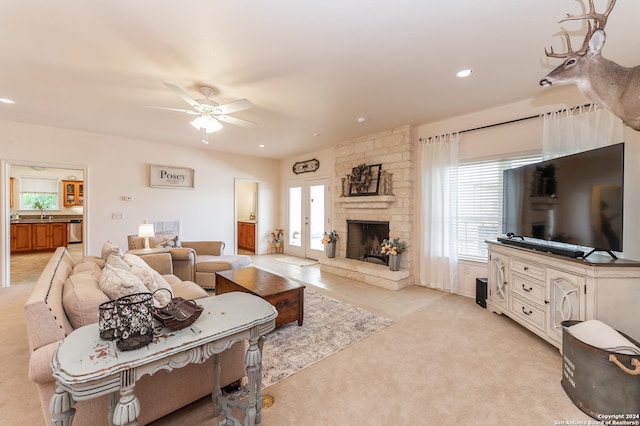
190,116 -> 223,133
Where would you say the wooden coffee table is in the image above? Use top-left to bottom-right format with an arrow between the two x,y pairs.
216,267 -> 305,328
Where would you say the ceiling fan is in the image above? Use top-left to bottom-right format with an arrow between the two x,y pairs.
150,82 -> 256,144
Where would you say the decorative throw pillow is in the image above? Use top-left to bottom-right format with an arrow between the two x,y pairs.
98,264 -> 148,300
155,235 -> 180,248
130,265 -> 172,306
101,241 -> 123,261
151,232 -> 181,248
123,253 -> 150,269
106,254 -> 131,271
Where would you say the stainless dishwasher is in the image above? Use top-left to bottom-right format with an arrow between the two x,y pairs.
68,219 -> 82,243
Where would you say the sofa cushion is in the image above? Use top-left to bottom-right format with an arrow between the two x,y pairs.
169,280 -> 208,300
63,272 -> 110,329
72,261 -> 102,278
99,264 -> 148,300
80,255 -> 105,268
196,255 -> 251,273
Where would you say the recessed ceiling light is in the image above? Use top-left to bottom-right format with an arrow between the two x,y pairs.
259,144 -> 265,148
312,132 -> 320,137
357,117 -> 367,123
0,98 -> 16,104
456,69 -> 473,78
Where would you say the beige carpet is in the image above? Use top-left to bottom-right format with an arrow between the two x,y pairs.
2,280 -> 591,426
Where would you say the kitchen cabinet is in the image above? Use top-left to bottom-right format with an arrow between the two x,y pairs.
487,241 -> 640,349
10,222 -> 68,252
63,180 -> 83,207
11,224 -> 32,252
237,221 -> 256,252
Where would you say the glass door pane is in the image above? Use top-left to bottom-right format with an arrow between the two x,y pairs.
289,186 -> 302,248
308,183 -> 325,252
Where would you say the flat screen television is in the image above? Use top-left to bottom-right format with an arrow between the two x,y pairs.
502,143 -> 624,258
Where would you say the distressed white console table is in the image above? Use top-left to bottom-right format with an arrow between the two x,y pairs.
50,292 -> 277,426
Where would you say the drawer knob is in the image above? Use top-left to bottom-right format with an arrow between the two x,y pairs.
522,284 -> 533,293
523,266 -> 529,271
522,307 -> 533,316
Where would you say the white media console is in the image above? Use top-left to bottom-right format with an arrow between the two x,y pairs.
486,241 -> 640,349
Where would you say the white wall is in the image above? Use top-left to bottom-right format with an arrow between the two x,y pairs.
1,119 -> 280,286
415,85 -> 640,297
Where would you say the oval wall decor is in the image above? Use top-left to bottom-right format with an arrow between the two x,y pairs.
292,158 -> 320,174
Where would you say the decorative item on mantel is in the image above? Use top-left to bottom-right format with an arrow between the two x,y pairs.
348,163 -> 382,196
379,170 -> 394,195
381,238 -> 407,271
271,228 -> 284,253
322,230 -> 339,258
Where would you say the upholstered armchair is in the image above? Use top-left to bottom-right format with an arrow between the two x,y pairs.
127,235 -> 196,282
127,236 -> 251,290
180,241 -> 251,290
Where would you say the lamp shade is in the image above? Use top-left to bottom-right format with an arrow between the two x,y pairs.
138,224 -> 155,238
138,224 -> 155,250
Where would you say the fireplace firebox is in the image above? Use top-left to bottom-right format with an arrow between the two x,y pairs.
346,220 -> 390,265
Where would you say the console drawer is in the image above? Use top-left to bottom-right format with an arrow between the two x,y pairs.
512,274 -> 546,305
511,259 -> 546,281
511,295 -> 545,331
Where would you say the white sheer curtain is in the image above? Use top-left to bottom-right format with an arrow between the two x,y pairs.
542,104 -> 623,159
419,133 -> 459,292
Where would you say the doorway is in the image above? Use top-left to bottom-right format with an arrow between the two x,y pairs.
286,177 -> 330,260
235,179 -> 258,255
2,161 -> 87,287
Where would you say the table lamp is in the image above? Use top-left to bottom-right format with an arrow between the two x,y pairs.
138,224 -> 155,250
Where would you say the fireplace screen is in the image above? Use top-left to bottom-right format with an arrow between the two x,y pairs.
346,220 -> 390,265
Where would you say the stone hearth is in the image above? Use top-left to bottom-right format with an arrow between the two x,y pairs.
319,125 -> 415,290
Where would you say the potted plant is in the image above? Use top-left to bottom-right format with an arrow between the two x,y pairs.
381,237 -> 407,271
322,230 -> 339,258
271,228 -> 284,251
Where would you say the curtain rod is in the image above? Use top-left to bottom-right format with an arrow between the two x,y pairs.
418,102 -> 594,142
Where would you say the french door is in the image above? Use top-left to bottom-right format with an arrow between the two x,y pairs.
286,178 -> 330,260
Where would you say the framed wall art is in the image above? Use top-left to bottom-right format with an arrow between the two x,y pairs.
349,163 -> 381,196
292,158 -> 320,174
149,164 -> 195,189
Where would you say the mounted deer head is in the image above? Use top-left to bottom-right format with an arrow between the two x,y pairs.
540,0 -> 640,131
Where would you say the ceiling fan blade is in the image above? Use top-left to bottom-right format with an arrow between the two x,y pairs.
145,106 -> 199,114
213,98 -> 254,115
163,82 -> 202,110
217,115 -> 257,128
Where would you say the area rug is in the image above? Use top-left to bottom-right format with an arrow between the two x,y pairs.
226,289 -> 392,400
273,255 -> 318,267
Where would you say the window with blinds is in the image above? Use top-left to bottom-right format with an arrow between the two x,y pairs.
20,177 -> 59,210
457,154 -> 541,261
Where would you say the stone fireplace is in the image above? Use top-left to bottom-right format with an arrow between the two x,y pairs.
319,125 -> 415,290
346,220 -> 389,265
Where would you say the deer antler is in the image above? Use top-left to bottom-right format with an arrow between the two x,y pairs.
560,0 -> 617,30
545,21 -> 593,58
545,0 -> 616,58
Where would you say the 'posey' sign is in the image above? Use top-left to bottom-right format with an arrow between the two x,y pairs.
149,165 -> 194,189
